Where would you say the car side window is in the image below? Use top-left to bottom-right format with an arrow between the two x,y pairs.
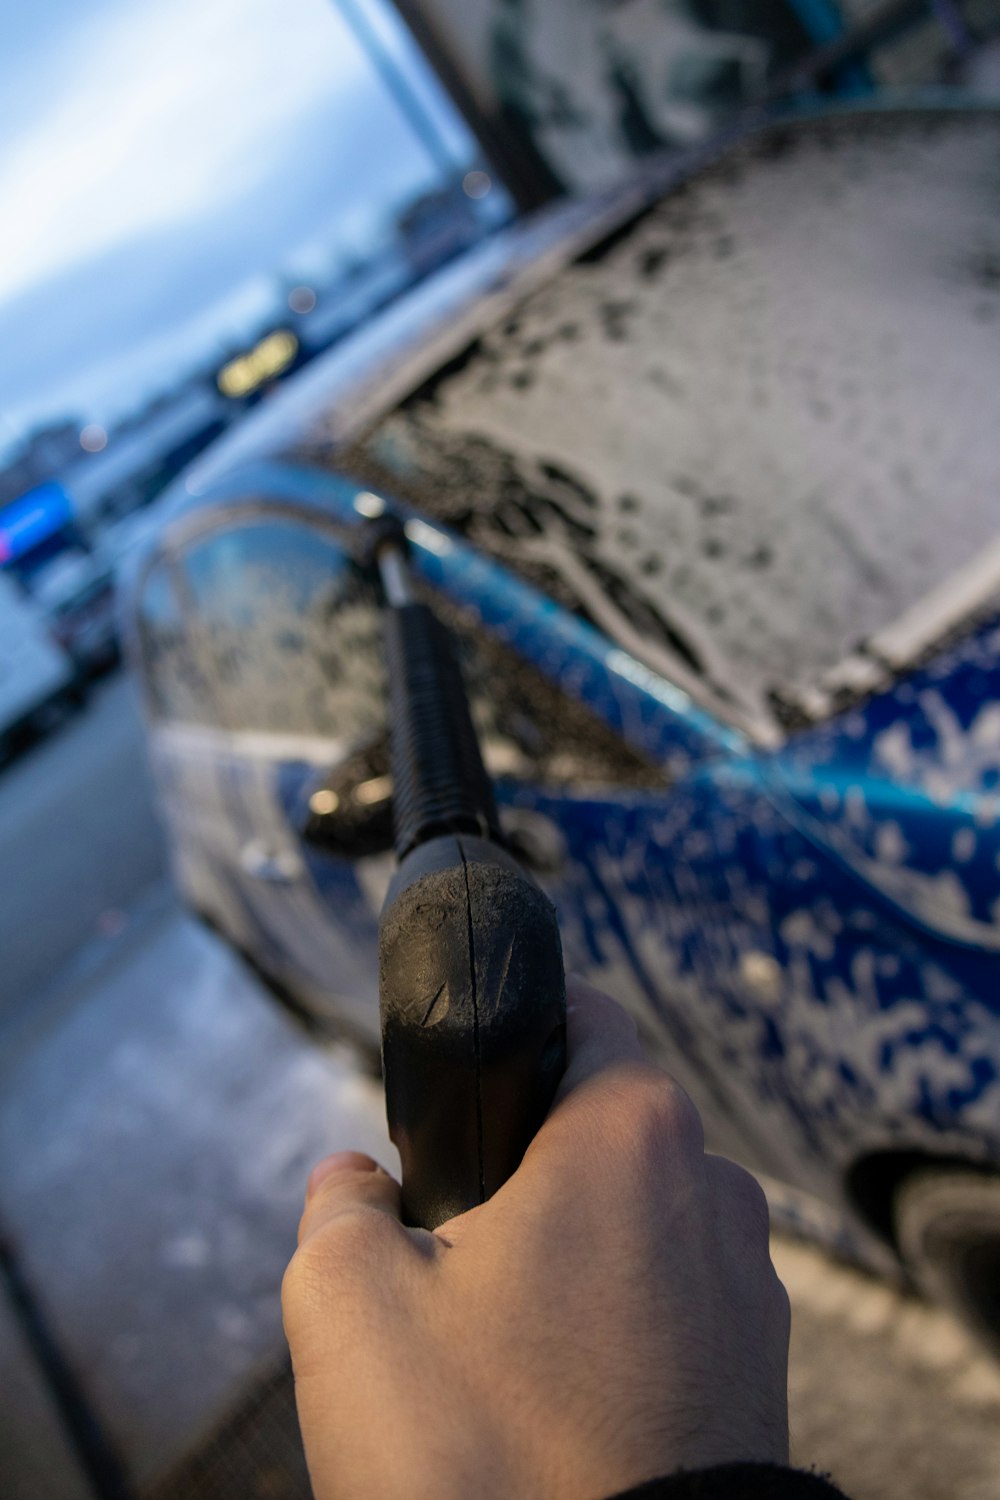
136,517 -> 386,738
138,508 -> 659,790
164,516 -> 387,740
136,560 -> 213,724
437,595 -> 662,792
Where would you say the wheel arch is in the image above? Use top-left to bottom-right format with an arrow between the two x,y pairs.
845,1147 -> 1000,1250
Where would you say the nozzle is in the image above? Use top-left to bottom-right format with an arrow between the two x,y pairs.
360,512 -> 414,606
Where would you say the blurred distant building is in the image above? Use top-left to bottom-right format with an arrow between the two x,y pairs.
0,387 -> 230,534
0,480 -> 87,584
292,255 -> 412,356
0,421 -> 83,507
395,178 -> 489,277
61,387 -> 229,524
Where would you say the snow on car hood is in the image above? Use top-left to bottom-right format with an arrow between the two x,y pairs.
322,109 -> 1000,740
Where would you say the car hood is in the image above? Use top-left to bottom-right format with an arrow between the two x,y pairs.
768,610 -> 1000,951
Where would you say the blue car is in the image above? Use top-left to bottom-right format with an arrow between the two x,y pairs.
125,103 -> 1000,1346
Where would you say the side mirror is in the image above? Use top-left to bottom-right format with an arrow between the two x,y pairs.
300,736 -> 394,860
301,735 -> 567,875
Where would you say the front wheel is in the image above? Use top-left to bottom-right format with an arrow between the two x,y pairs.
895,1168 -> 1000,1356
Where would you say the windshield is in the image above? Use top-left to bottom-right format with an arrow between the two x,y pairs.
340,109 -> 1000,737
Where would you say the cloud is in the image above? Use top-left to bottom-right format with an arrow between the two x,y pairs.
0,67 -> 453,429
0,0 -> 379,304
0,0 -> 475,438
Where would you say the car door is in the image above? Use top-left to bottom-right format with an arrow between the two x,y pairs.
133,507 -> 389,1038
132,501 -> 650,1039
132,477 -> 790,1175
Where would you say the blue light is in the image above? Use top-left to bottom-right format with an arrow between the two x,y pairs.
0,482 -> 74,564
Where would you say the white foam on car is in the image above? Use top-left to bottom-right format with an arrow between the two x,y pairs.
346,111 -> 1000,736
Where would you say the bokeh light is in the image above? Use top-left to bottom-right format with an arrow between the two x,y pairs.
79,423 -> 108,452
288,284 -> 317,314
462,170 -> 491,200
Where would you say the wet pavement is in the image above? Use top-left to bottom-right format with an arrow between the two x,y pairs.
0,1282 -> 95,1500
0,896 -> 390,1497
0,672 -> 166,1033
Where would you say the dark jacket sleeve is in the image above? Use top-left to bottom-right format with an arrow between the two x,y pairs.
607,1461 -> 849,1499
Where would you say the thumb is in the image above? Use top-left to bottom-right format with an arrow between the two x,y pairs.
557,975 -> 645,1095
297,1151 -> 403,1246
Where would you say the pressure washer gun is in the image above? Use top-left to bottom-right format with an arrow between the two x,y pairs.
362,513 -> 567,1230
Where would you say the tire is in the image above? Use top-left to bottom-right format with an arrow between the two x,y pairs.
895,1167 -> 1000,1355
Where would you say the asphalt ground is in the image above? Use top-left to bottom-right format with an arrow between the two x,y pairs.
0,672 -> 167,1033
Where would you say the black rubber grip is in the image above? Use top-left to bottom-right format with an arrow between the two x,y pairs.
384,603 -> 503,858
379,834 -> 566,1229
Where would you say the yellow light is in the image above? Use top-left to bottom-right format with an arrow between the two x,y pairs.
218,329 -> 299,398
355,775 -> 392,806
309,788 -> 340,816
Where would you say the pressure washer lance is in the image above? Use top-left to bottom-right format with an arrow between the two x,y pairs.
363,513 -> 566,1230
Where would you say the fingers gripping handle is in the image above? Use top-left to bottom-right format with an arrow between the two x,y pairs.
379,835 -> 567,1230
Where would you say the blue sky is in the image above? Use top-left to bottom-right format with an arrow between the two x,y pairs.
0,0 -> 474,451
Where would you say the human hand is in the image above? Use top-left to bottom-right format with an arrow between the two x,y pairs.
283,980 -> 790,1500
